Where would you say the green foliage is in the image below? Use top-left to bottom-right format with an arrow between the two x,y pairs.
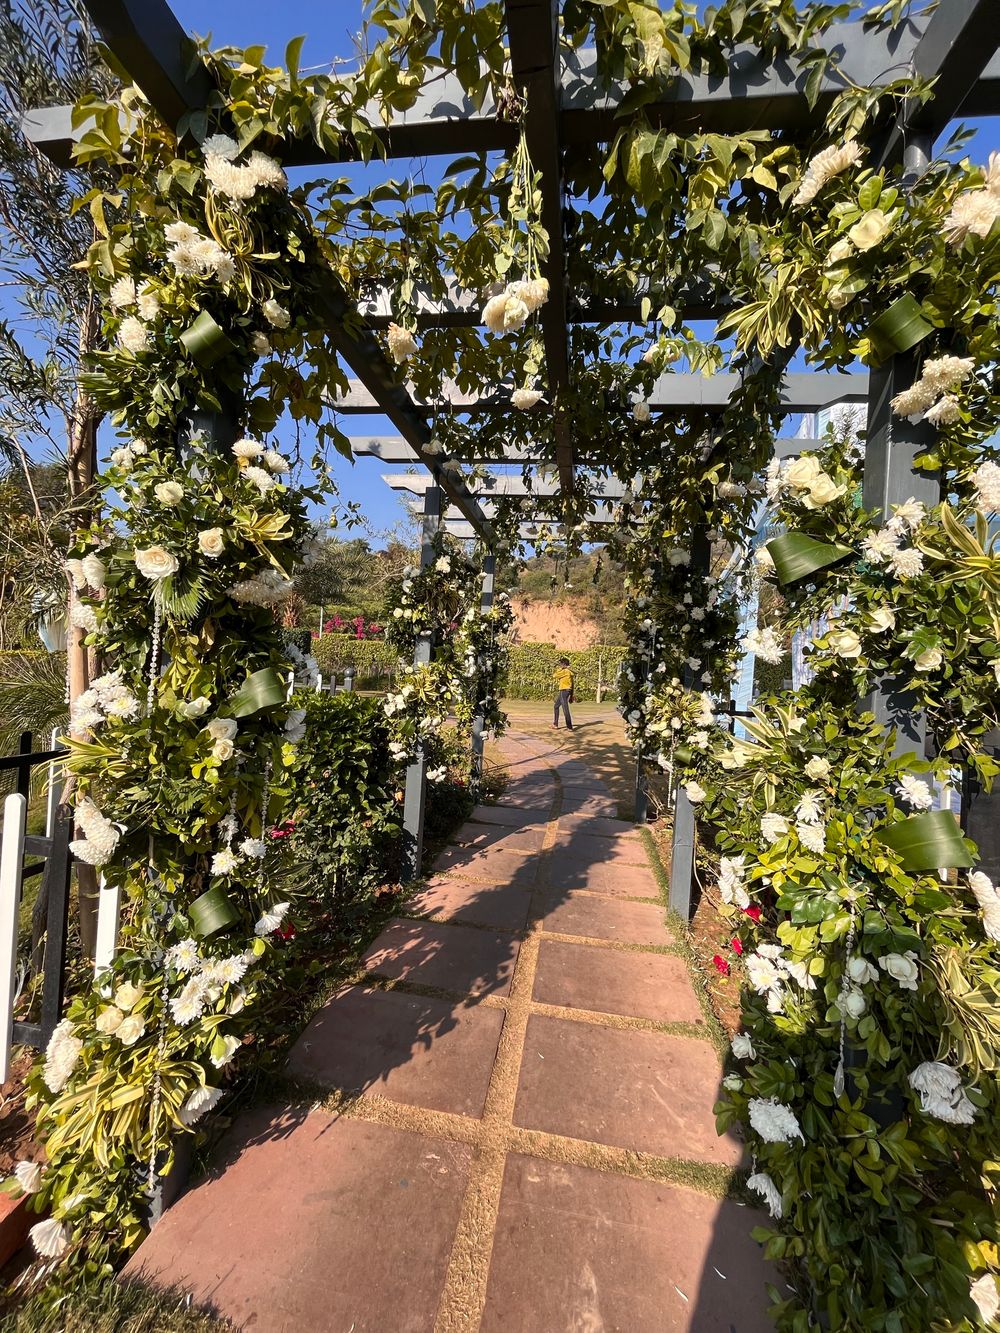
312,635 -> 397,686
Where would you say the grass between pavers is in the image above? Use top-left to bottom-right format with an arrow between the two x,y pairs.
0,1282 -> 227,1331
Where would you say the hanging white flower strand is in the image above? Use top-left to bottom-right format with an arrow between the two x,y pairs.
145,593 -> 164,716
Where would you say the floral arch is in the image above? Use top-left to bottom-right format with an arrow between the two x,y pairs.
15,0 -> 1000,1326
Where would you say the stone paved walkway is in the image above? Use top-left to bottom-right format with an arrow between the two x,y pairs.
126,732 -> 773,1332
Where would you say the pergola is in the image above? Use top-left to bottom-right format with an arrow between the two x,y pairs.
26,0 -> 1000,894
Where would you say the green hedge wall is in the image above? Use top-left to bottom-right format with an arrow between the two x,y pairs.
501,643 -> 627,702
312,636 -> 397,686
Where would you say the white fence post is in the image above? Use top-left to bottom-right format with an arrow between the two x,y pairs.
45,726 -> 61,839
94,874 -> 123,978
0,794 -> 27,1081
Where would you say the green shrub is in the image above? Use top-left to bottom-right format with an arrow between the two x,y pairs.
501,643 -> 627,702
312,635 -> 397,687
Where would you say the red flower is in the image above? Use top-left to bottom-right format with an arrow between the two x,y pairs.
730,936 -> 743,956
277,923 -> 296,940
712,954 -> 731,976
743,905 -> 762,922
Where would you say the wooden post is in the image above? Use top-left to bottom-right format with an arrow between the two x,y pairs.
470,552 -> 495,788
401,484 -> 441,879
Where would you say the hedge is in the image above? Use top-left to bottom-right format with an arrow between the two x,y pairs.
310,637 -> 629,701
501,643 -> 627,702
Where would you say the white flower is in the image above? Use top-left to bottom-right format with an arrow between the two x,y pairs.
239,837 -> 267,860
796,821 -> 826,854
134,545 -> 179,582
743,625 -> 784,665
42,1020 -> 82,1094
792,141 -> 863,206
747,1171 -> 783,1220
747,1096 -> 804,1144
924,395 -> 961,427
117,316 -> 149,354
251,331 -> 271,357
210,1034 -> 241,1068
970,1274 -> 1000,1325
70,602 -> 99,635
170,976 -> 209,1025
804,756 -> 830,781
70,797 -> 120,866
829,629 -> 862,660
913,645 -> 942,671
731,1032 -> 755,1060
972,460 -> 1000,514
386,322 -> 418,364
922,355 -> 976,394
511,387 -> 543,410
888,546 -> 924,579
79,553 -> 106,591
232,438 -> 264,460
213,738 -> 235,763
683,780 -> 706,804
255,901 -> 290,936
114,981 -> 144,1011
95,1005 -> 124,1035
849,208 -> 891,251
746,951 -> 785,998
165,938 -> 200,973
165,220 -> 200,246
14,1160 -> 43,1194
969,871 -> 1000,942
897,774 -> 933,810
206,718 -> 237,743
632,399 -> 651,422
137,290 -> 160,321
847,955 -> 878,985
109,276 -> 136,309
482,291 -> 509,333
862,527 -> 901,564
503,295 -> 529,329
908,1061 -> 976,1124
760,813 -> 789,844
878,951 -> 920,991
718,856 -> 750,909
201,133 -> 240,161
195,527 -> 225,560
942,189 -> 1000,244
243,464 -> 276,494
179,1084 -> 225,1127
262,298 -> 290,329
264,450 -> 290,474
211,848 -> 241,876
794,790 -> 823,824
154,481 -> 184,507
116,1014 -> 145,1045
842,987 -> 867,1019
435,556 -> 452,573
30,1219 -> 70,1259
785,959 -> 817,991
868,606 -> 896,634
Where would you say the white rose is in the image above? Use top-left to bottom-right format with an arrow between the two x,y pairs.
179,697 -> 211,719
869,606 -> 896,633
849,208 -> 891,251
262,298 -> 290,328
198,528 -> 225,557
206,718 -> 238,742
825,238 -> 853,265
683,780 -> 706,804
114,982 -> 144,1010
154,481 -> 184,507
847,955 -> 878,985
134,546 -> 179,581
879,951 -> 920,991
801,474 -> 846,508
116,1014 -> 145,1045
804,756 -> 831,780
95,1005 -> 125,1035
212,738 -> 235,762
842,988 -> 867,1018
829,629 -> 862,659
783,455 -> 823,491
914,646 -> 942,671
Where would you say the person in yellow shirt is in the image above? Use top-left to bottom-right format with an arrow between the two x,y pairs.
552,657 -> 574,730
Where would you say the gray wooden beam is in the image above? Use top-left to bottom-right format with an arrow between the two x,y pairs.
401,485 -> 441,879
383,472 -> 628,499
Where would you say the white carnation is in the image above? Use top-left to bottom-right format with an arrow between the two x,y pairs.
747,1096 -> 804,1144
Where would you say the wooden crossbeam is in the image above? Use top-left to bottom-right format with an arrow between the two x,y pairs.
383,473 -> 630,499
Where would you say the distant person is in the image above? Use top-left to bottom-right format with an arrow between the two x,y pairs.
552,656 -> 574,730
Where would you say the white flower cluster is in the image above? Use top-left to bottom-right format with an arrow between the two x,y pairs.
908,1060 -> 976,1125
201,134 -> 287,202
793,788 -> 826,854
743,625 -> 784,665
117,316 -> 150,354
942,152 -> 1000,244
70,670 -> 139,734
896,773 -> 933,810
745,942 -> 815,1013
65,553 -> 106,593
482,277 -> 549,333
972,460 -> 1000,515
205,716 -> 238,763
42,1019 -> 83,1093
110,275 -> 159,321
890,355 -> 976,427
386,322 -> 418,364
228,567 -> 295,606
747,1095 -> 805,1144
109,438 -> 148,471
860,495 -> 926,579
792,141 -> 863,206
772,453 -> 846,510
718,855 -> 749,908
969,871 -> 1000,942
70,797 -> 120,867
511,385 -> 543,410
164,219 -> 235,283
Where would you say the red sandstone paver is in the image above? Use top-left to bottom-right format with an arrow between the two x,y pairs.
533,939 -> 705,1027
454,821 -> 545,853
536,891 -> 672,944
542,857 -> 659,899
551,829 -> 649,866
125,1108 -> 473,1333
470,804 -> 542,828
514,1014 -> 742,1165
362,918 -> 520,996
557,813 -> 641,839
434,844 -> 538,885
480,1155 -> 773,1333
286,984 -> 505,1117
407,876 -> 532,931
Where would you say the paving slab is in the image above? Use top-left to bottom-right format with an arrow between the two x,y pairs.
407,876 -> 532,931
287,984 -> 505,1117
542,857 -> 659,899
536,891 -> 672,945
125,1108 -> 473,1333
434,844 -> 538,886
454,821 -> 546,853
471,804 -> 544,828
480,1155 -> 773,1333
514,1014 -> 742,1166
551,829 -> 649,866
533,939 -> 706,1027
557,813 -> 641,839
362,918 -> 520,997
560,796 -> 620,817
